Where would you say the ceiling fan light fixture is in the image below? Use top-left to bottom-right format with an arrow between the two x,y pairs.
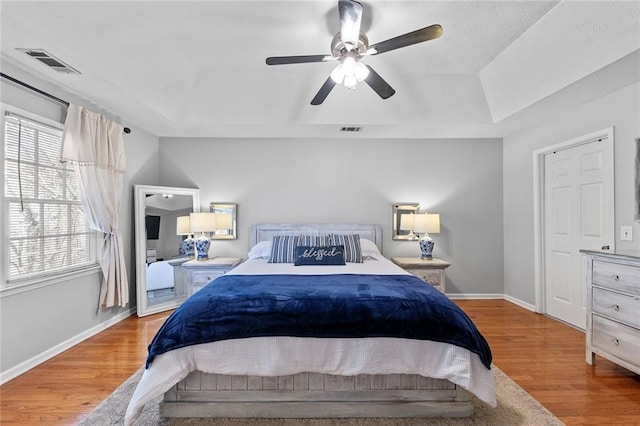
265,0 -> 440,104
354,61 -> 369,81
330,56 -> 369,89
330,63 -> 345,84
343,74 -> 358,89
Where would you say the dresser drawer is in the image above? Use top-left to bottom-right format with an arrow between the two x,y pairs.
593,260 -> 640,295
192,271 -> 224,286
592,287 -> 640,328
592,315 -> 640,367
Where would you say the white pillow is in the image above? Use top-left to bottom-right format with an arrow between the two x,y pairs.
360,238 -> 382,259
248,241 -> 272,259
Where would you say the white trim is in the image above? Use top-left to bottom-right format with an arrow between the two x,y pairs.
532,127 -> 615,315
1,102 -> 100,290
0,306 -> 135,385
0,265 -> 101,298
447,293 -> 504,300
447,293 -> 536,312
0,292 -> 537,385
503,294 -> 536,312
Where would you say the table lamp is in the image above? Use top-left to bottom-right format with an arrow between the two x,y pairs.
413,213 -> 441,259
176,216 -> 194,258
190,212 -> 217,260
400,213 -> 417,240
214,212 -> 233,236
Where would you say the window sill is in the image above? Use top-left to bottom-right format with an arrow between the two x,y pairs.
0,265 -> 102,298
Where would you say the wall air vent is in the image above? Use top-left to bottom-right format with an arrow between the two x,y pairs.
340,126 -> 362,132
17,49 -> 81,74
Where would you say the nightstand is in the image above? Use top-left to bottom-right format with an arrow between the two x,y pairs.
391,257 -> 451,293
182,257 -> 242,296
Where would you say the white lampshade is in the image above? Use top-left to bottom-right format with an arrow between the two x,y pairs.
176,216 -> 191,235
215,213 -> 233,230
413,213 -> 440,234
190,212 -> 217,233
400,213 -> 415,231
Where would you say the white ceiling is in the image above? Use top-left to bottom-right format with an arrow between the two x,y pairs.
1,1 -> 638,139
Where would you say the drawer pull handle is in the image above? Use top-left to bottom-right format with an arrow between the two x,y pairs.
611,338 -> 619,346
610,304 -> 620,311
610,274 -> 620,281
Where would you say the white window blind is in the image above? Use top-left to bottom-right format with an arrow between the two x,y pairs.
3,112 -> 98,286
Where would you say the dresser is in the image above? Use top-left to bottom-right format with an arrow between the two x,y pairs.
391,257 -> 451,293
182,257 -> 242,296
582,250 -> 640,375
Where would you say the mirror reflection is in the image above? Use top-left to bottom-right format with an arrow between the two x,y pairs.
392,203 -> 419,240
135,185 -> 200,317
209,202 -> 237,239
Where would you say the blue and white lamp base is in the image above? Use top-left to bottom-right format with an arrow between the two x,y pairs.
179,237 -> 195,258
419,234 -> 435,259
195,235 -> 211,260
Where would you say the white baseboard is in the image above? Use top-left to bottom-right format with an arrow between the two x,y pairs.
0,307 -> 135,385
447,293 -> 504,300
447,293 -> 537,312
1,294 -> 536,385
503,294 -> 536,312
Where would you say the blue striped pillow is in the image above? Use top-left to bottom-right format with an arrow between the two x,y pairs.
297,235 -> 332,247
268,235 -> 300,263
330,234 -> 363,263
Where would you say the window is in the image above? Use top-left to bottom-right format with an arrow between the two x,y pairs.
3,110 -> 98,287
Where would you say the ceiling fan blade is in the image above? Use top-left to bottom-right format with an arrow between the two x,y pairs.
339,0 -> 363,50
368,24 -> 443,55
364,65 -> 395,99
266,55 -> 330,65
310,77 -> 337,105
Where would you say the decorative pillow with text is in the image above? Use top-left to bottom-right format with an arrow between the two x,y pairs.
294,245 -> 346,266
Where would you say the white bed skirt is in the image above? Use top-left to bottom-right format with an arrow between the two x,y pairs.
125,336 -> 496,425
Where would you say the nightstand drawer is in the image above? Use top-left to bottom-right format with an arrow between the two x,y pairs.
182,257 -> 243,297
592,315 -> 640,367
405,269 -> 442,289
192,271 -> 224,286
592,287 -> 640,328
391,257 -> 450,293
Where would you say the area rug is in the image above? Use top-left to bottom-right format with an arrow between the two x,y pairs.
79,366 -> 563,426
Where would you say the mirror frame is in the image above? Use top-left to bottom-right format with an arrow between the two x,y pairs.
392,203 -> 420,240
209,202 -> 238,240
134,185 -> 200,317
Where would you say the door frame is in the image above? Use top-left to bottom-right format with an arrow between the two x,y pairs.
532,127 -> 615,314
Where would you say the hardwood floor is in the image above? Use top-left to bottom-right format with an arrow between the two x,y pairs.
1,299 -> 639,425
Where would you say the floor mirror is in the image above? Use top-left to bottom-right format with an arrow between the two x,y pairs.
134,185 -> 200,316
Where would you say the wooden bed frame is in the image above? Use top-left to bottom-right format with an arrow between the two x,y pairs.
160,223 -> 474,419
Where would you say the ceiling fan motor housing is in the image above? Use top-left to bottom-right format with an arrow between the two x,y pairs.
331,32 -> 369,59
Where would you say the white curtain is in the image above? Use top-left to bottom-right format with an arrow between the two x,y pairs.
61,104 -> 129,309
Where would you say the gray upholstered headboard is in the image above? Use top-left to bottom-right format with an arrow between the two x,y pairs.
249,223 -> 383,252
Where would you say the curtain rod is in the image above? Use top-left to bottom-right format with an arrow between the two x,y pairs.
1,72 -> 131,134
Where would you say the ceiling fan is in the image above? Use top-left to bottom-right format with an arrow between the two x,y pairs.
265,0 -> 443,105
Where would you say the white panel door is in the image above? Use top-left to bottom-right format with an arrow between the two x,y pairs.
544,137 -> 614,329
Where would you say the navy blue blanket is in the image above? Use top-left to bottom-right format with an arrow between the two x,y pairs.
146,274 -> 492,369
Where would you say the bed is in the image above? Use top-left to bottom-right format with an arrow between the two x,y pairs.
125,224 -> 496,425
146,260 -> 175,292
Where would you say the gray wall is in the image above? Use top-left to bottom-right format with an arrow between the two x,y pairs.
159,137 -> 504,295
503,81 -> 640,304
0,64 -> 161,376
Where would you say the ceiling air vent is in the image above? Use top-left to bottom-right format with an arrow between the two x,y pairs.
340,126 -> 362,132
17,49 -> 80,74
